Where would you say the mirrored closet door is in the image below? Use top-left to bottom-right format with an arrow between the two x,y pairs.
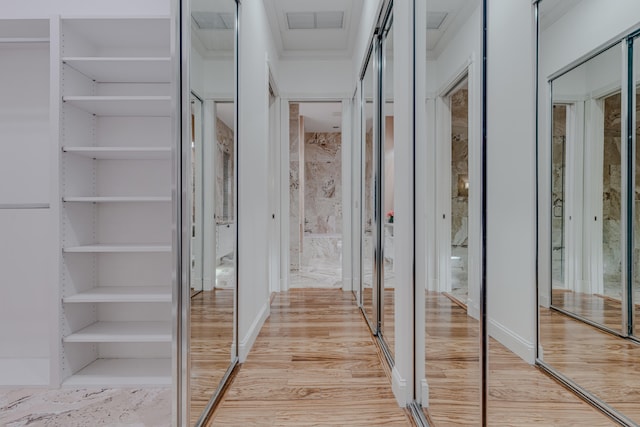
538,0 -> 640,424
183,0 -> 238,424
380,12 -> 395,361
358,1 -> 395,362
417,0 -> 482,423
361,44 -> 376,332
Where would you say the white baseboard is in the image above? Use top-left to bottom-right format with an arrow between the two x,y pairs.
467,301 -> 480,320
489,318 -> 535,364
238,300 -> 270,362
342,276 -> 352,292
421,379 -> 429,407
203,277 -> 214,292
539,293 -> 550,308
392,366 -> 408,407
0,358 -> 49,386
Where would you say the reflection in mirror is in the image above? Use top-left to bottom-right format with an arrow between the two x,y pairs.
362,51 -> 376,331
191,95 -> 205,297
352,86 -> 362,303
549,44 -> 623,332
188,0 -> 237,424
539,0 -> 640,423
422,0 -> 480,423
449,83 -> 469,305
381,17 -> 395,360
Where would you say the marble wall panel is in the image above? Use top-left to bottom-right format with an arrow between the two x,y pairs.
451,89 -> 469,248
290,103 -> 300,270
551,104 -> 566,285
603,93 -> 622,284
365,129 -> 374,232
304,132 -> 342,234
215,116 -> 234,222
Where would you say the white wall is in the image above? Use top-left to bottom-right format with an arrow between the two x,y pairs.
391,0 -> 414,406
203,58 -> 235,99
190,45 -> 205,97
278,59 -> 353,99
236,0 -> 279,361
487,0 -> 537,363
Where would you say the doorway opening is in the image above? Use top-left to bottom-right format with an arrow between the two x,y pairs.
289,102 -> 344,288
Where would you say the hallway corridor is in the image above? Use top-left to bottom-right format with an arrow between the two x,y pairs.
209,289 -> 410,426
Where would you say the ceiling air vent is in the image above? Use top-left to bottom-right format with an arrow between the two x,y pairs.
286,11 -> 344,30
192,12 -> 235,30
426,12 -> 448,30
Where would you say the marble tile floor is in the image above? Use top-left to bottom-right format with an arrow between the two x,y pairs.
290,260 -> 342,288
215,257 -> 235,289
0,388 -> 171,427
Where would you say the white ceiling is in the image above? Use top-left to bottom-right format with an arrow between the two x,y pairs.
538,0 -> 583,30
427,0 -> 478,59
299,102 -> 342,132
263,0 -> 363,59
191,0 -> 235,57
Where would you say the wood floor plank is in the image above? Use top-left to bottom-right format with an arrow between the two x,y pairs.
210,289 -> 411,426
190,289 -> 235,424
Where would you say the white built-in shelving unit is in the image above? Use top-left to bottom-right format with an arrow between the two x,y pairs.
59,16 -> 172,387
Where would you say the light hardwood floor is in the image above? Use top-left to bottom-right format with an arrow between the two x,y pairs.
191,289 -> 235,424
540,306 -> 640,423
209,289 -> 411,426
552,289 -> 624,332
425,291 -> 616,426
205,288 -> 618,426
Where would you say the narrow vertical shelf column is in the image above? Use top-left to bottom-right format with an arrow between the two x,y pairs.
58,16 -> 173,387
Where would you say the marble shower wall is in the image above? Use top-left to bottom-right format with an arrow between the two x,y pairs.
365,129 -> 373,232
451,88 -> 469,248
551,104 -> 566,285
304,132 -> 342,234
215,116 -> 234,222
450,88 -> 469,290
290,103 -> 300,270
603,93 -> 622,285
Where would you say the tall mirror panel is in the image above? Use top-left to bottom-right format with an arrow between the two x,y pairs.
352,85 -> 362,304
187,0 -> 238,424
538,0 -> 640,423
361,50 -> 376,331
549,44 -> 623,333
381,14 -> 395,361
421,0 -> 481,423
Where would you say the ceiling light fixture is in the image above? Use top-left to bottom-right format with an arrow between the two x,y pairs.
192,12 -> 234,30
286,11 -> 344,30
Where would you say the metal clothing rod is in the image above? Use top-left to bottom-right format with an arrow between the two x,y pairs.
0,203 -> 49,209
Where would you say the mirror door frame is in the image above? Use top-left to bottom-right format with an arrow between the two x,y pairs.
176,0 -> 240,425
